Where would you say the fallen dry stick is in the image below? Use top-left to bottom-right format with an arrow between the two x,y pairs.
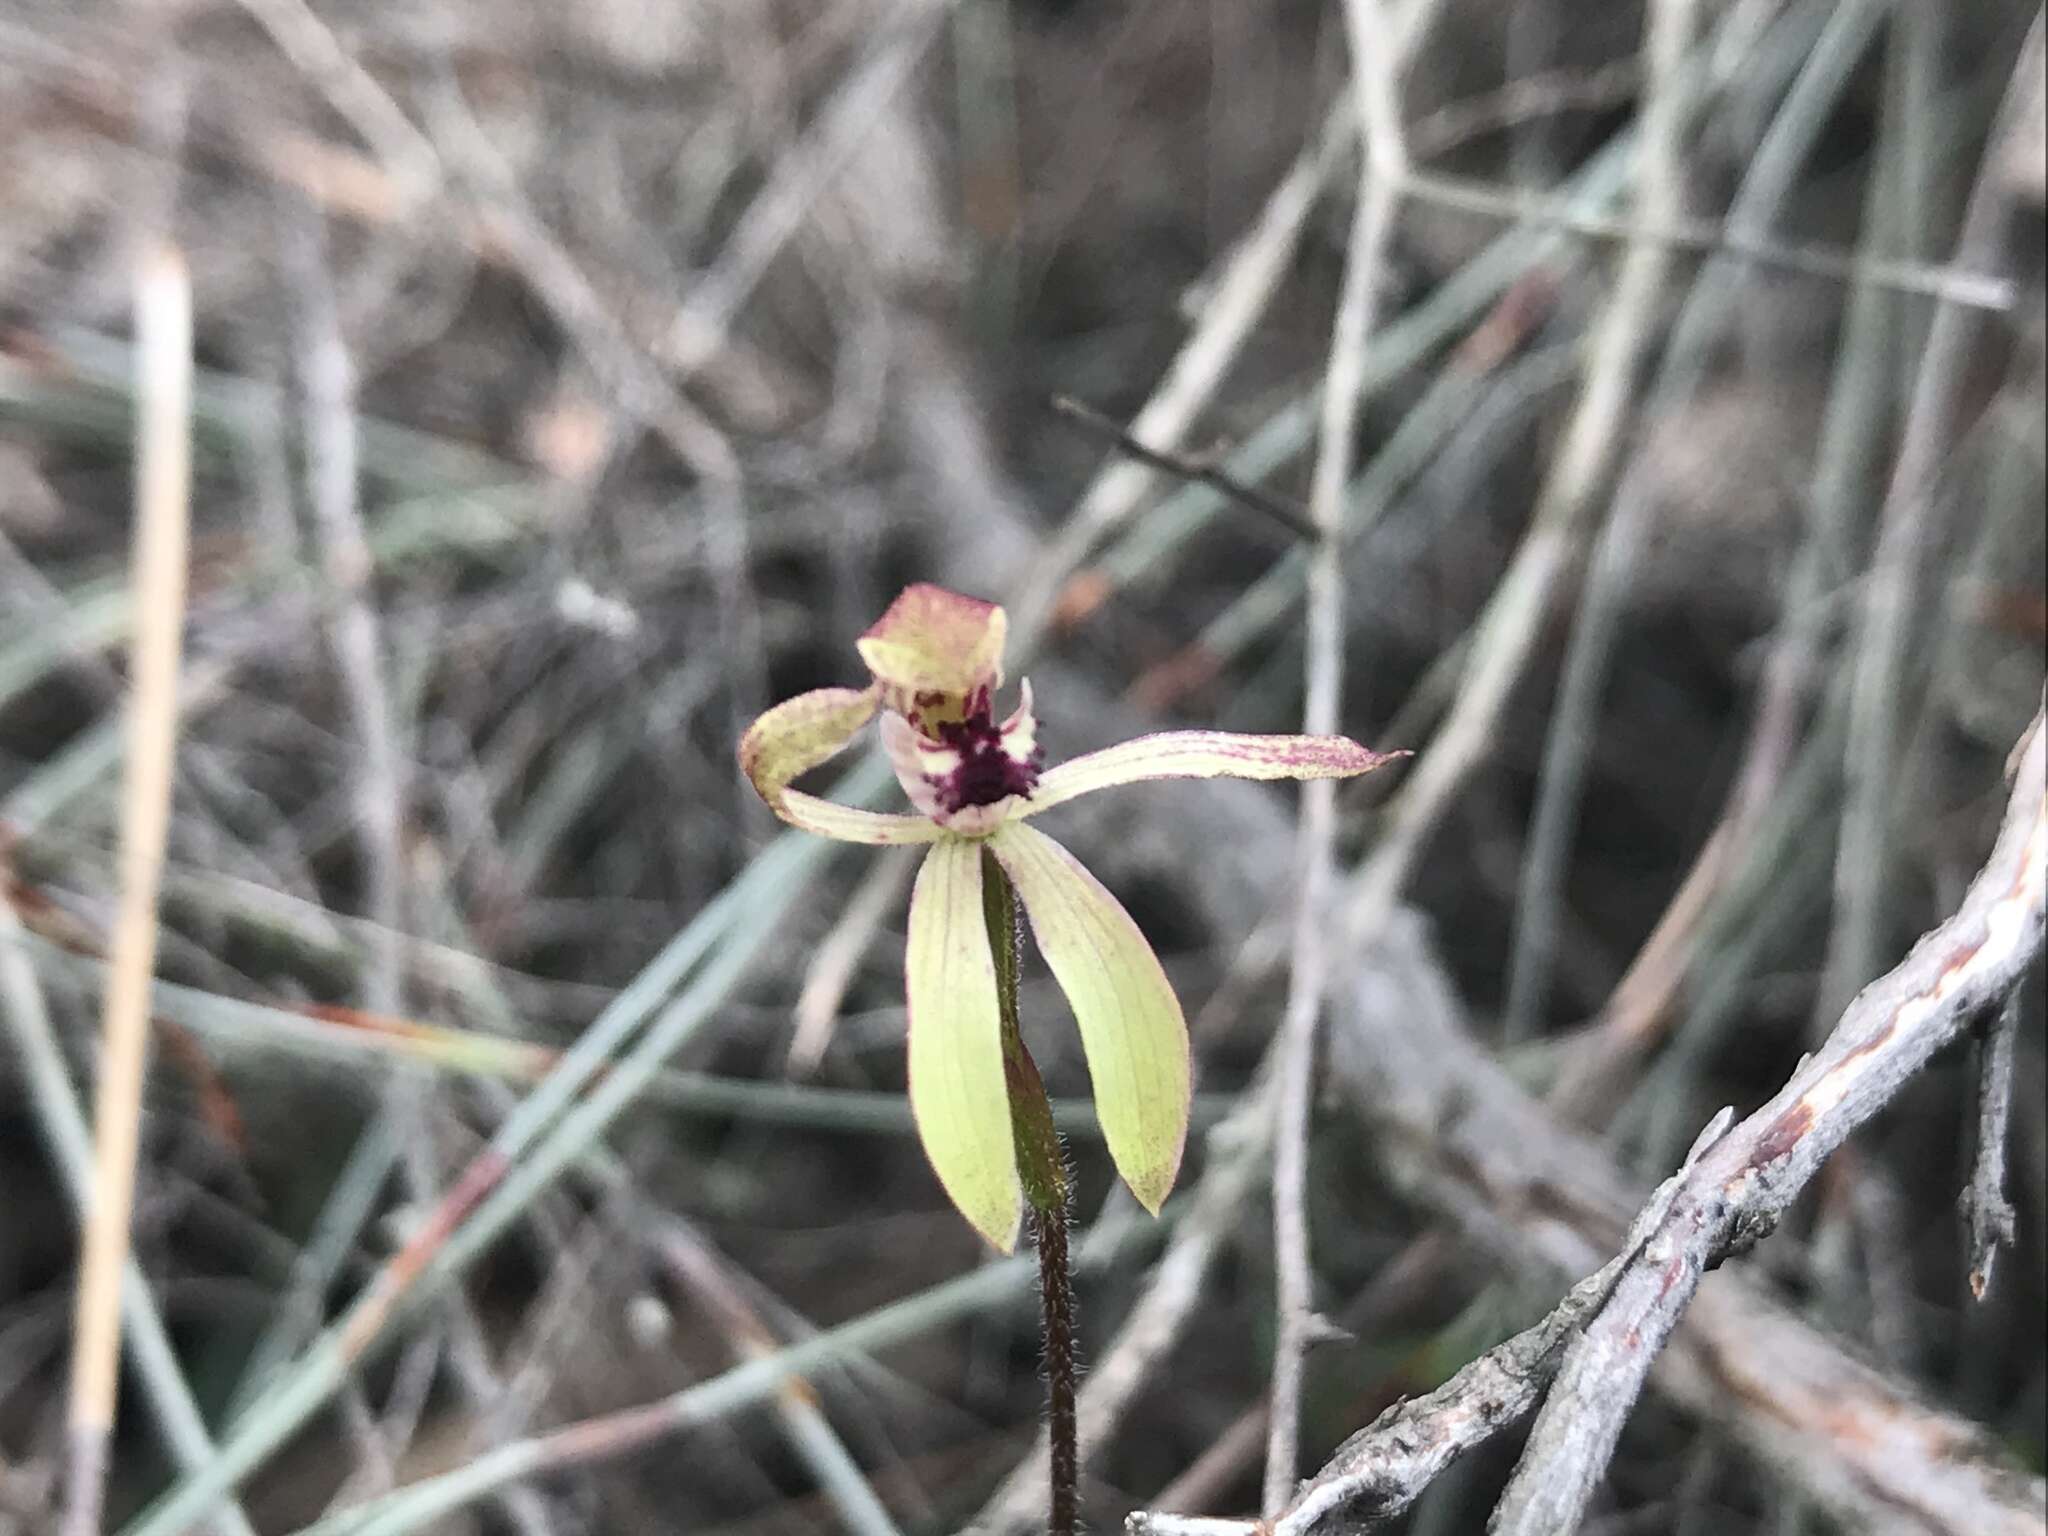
1133,707 -> 2046,1535
1490,707 -> 2045,1532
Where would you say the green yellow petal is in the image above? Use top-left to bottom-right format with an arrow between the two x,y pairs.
905,838 -> 1022,1251
988,821 -> 1189,1214
737,685 -> 945,844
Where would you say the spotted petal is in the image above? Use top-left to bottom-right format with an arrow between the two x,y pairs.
987,821 -> 1189,1214
1021,730 -> 1401,820
737,686 -> 944,845
879,680 -> 1042,835
906,838 -> 1021,1251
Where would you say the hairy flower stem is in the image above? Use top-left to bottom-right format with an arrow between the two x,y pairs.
983,848 -> 1078,1536
1029,1204 -> 1079,1535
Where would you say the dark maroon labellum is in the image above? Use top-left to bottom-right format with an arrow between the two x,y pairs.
933,704 -> 1043,813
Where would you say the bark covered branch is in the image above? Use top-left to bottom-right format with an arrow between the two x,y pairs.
1131,709 -> 2046,1535
1489,708 -> 2044,1534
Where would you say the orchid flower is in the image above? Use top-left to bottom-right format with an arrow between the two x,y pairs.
739,583 -> 1397,1251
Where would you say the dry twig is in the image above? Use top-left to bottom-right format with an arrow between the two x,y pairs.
1128,707 -> 2043,1532
60,243 -> 192,1536
1008,96 -> 1357,647
1823,14 -> 2046,1021
1488,708 -> 2045,1533
1503,0 -> 1868,1043
1961,990 -> 2022,1301
1220,710 -> 2046,1536
1337,0 -> 1697,947
786,846 -> 919,1076
1393,168 -> 2016,313
1047,396 -> 1319,545
1265,0 -> 1413,1512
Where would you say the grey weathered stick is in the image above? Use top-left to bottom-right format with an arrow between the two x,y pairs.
1271,1279 -> 1605,1535
1336,0 -> 1704,951
1380,925 -> 2042,1536
1129,709 -> 2047,1536
1392,168 -> 2016,312
1274,1108 -> 1731,1535
1265,0 -> 1412,1511
1503,0 -> 1871,1043
289,204 -> 404,1019
1486,709 -> 2046,1535
1961,990 -> 2021,1301
1822,14 -> 2045,1023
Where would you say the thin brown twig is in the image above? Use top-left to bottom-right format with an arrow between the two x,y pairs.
1009,93 -> 1358,649
1048,396 -> 1320,545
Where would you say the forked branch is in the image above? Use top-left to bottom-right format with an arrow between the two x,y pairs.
1130,706 -> 2046,1535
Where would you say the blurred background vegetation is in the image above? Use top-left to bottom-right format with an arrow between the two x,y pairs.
0,1 -> 2043,1532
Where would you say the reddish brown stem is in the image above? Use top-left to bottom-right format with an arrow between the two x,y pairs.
983,848 -> 1078,1536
